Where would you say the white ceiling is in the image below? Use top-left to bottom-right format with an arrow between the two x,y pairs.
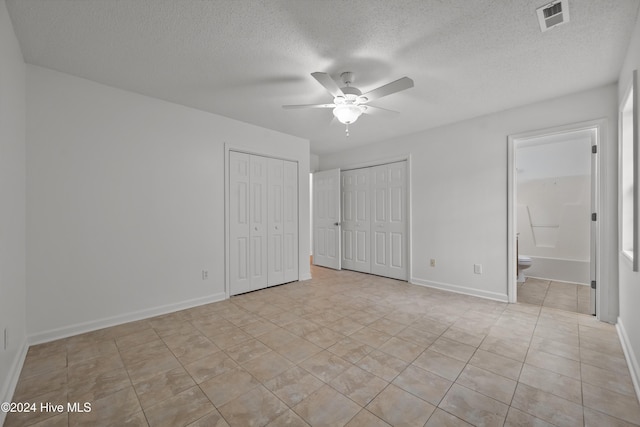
6,0 -> 639,155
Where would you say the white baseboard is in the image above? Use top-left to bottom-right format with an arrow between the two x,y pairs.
29,292 -> 227,345
617,317 -> 640,404
0,337 -> 29,426
410,277 -> 509,303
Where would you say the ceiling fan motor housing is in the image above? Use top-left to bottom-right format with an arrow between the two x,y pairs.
340,71 -> 354,85
340,86 -> 362,96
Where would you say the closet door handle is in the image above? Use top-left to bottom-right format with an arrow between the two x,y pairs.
334,222 -> 341,226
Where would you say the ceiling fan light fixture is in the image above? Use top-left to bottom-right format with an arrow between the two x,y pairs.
333,104 -> 362,124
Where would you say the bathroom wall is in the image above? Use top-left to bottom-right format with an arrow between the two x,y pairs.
516,134 -> 592,284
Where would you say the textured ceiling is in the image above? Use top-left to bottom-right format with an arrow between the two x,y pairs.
6,0 -> 639,155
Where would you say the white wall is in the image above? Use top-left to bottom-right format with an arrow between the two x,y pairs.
26,65 -> 310,342
310,153 -> 320,172
617,8 -> 640,403
320,84 -> 618,309
0,0 -> 27,420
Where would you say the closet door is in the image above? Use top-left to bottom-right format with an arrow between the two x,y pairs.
230,152 -> 298,295
371,162 -> 407,280
249,155 -> 269,290
268,158 -> 285,286
229,152 -> 251,295
283,160 -> 299,283
341,169 -> 371,273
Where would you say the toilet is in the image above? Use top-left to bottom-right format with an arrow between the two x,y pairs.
517,255 -> 532,283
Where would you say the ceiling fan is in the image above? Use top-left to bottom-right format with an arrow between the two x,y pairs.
283,71 -> 414,136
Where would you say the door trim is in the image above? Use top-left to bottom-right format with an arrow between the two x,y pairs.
333,154 -> 412,282
507,119 -> 604,319
224,144 -> 301,299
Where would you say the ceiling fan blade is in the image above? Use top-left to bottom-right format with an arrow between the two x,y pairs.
362,105 -> 400,116
311,72 -> 344,98
282,103 -> 335,109
362,77 -> 414,102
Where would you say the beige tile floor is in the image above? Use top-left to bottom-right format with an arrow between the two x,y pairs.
6,266 -> 640,427
518,277 -> 592,315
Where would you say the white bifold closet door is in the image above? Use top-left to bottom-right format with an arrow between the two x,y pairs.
267,158 -> 299,286
229,151 -> 298,296
341,168 -> 371,273
341,161 -> 407,280
371,162 -> 407,280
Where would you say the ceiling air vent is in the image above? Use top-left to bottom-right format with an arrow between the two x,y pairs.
536,0 -> 570,32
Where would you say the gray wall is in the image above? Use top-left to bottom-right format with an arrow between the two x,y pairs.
26,65 -> 311,342
0,0 -> 27,418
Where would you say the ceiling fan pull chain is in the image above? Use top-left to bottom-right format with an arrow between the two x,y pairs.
345,123 -> 350,137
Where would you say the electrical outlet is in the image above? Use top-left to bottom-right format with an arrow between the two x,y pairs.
202,270 -> 208,280
474,264 -> 482,274
430,259 -> 436,267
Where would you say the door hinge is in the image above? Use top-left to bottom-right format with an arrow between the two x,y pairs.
591,213 -> 597,221
591,280 -> 596,289
592,145 -> 597,154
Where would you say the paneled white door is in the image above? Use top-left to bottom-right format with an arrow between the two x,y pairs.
229,152 -> 251,294
283,160 -> 299,283
229,152 -> 268,294
371,162 -> 407,280
268,158 -> 285,286
313,169 -> 341,270
249,155 -> 269,290
267,158 -> 299,286
229,152 -> 298,296
341,168 -> 371,273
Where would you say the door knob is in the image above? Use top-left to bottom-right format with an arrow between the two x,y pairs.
334,222 -> 340,226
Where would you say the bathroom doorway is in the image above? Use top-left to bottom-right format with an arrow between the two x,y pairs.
508,122 -> 601,316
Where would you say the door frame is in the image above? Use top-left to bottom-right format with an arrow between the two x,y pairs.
224,143 -> 301,299
332,154 -> 413,282
507,120 -> 604,318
